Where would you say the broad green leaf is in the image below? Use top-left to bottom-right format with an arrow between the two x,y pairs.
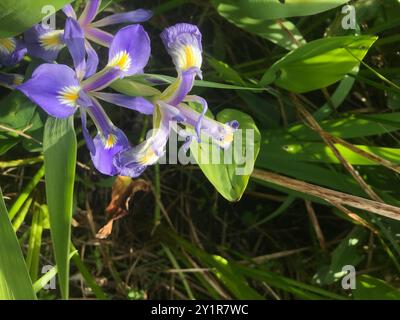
260,35 -> 377,92
190,109 -> 260,201
213,1 -> 305,50
43,117 -> 77,299
354,275 -> 400,300
0,91 -> 39,131
264,141 -> 400,166
0,188 -> 36,300
286,113 -> 400,140
207,57 -> 247,86
0,0 -> 73,38
213,0 -> 349,20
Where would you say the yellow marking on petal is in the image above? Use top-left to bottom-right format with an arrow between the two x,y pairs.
176,45 -> 202,71
57,85 -> 81,108
184,45 -> 195,69
104,134 -> 118,149
108,50 -> 132,72
0,38 -> 16,54
39,30 -> 65,51
216,125 -> 234,149
139,147 -> 158,165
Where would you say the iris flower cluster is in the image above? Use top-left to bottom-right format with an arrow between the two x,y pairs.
5,1 -> 238,178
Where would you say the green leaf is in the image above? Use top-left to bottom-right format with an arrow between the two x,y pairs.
0,188 -> 36,300
0,91 -> 39,131
190,109 -> 260,201
313,227 -> 367,286
213,1 -> 305,50
111,78 -> 161,97
0,0 -> 73,38
213,0 -> 348,20
260,35 -> 377,92
354,275 -> 400,300
143,73 -> 265,91
43,117 -> 77,299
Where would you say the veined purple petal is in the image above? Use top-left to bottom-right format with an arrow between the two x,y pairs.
0,72 -> 24,89
62,4 -> 77,19
87,97 -> 118,139
78,0 -> 101,26
24,24 -> 65,61
82,66 -> 122,92
63,18 -> 86,80
160,23 -> 202,73
92,92 -> 154,115
85,27 -> 114,47
184,95 -> 208,141
0,38 -> 27,66
91,128 -> 130,175
84,40 -> 99,78
159,67 -> 198,106
178,102 -> 238,149
108,24 -> 150,77
91,9 -> 153,27
86,97 -> 130,175
17,64 -> 81,118
114,101 -> 172,177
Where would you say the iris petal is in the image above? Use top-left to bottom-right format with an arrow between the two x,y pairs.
91,9 -> 153,27
62,4 -> 77,19
84,40 -> 99,78
84,97 -> 130,176
85,27 -> 114,47
63,18 -> 86,80
24,25 -> 65,62
78,0 -> 101,26
159,67 -> 198,106
91,92 -> 154,114
81,66 -> 122,92
91,128 -> 130,176
108,24 -> 151,76
114,102 -> 172,177
178,102 -> 238,149
160,23 -> 203,73
17,64 -> 81,118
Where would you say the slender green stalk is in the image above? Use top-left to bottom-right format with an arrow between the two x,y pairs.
8,165 -> 45,220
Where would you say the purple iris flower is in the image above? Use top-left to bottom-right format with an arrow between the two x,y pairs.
24,0 -> 152,78
114,23 -> 239,178
18,23 -> 154,176
0,37 -> 27,66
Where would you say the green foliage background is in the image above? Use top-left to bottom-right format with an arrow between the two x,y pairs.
1,0 -> 400,300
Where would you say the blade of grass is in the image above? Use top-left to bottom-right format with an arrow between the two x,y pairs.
25,203 -> 44,282
8,165 -> 44,220
0,188 -> 36,299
